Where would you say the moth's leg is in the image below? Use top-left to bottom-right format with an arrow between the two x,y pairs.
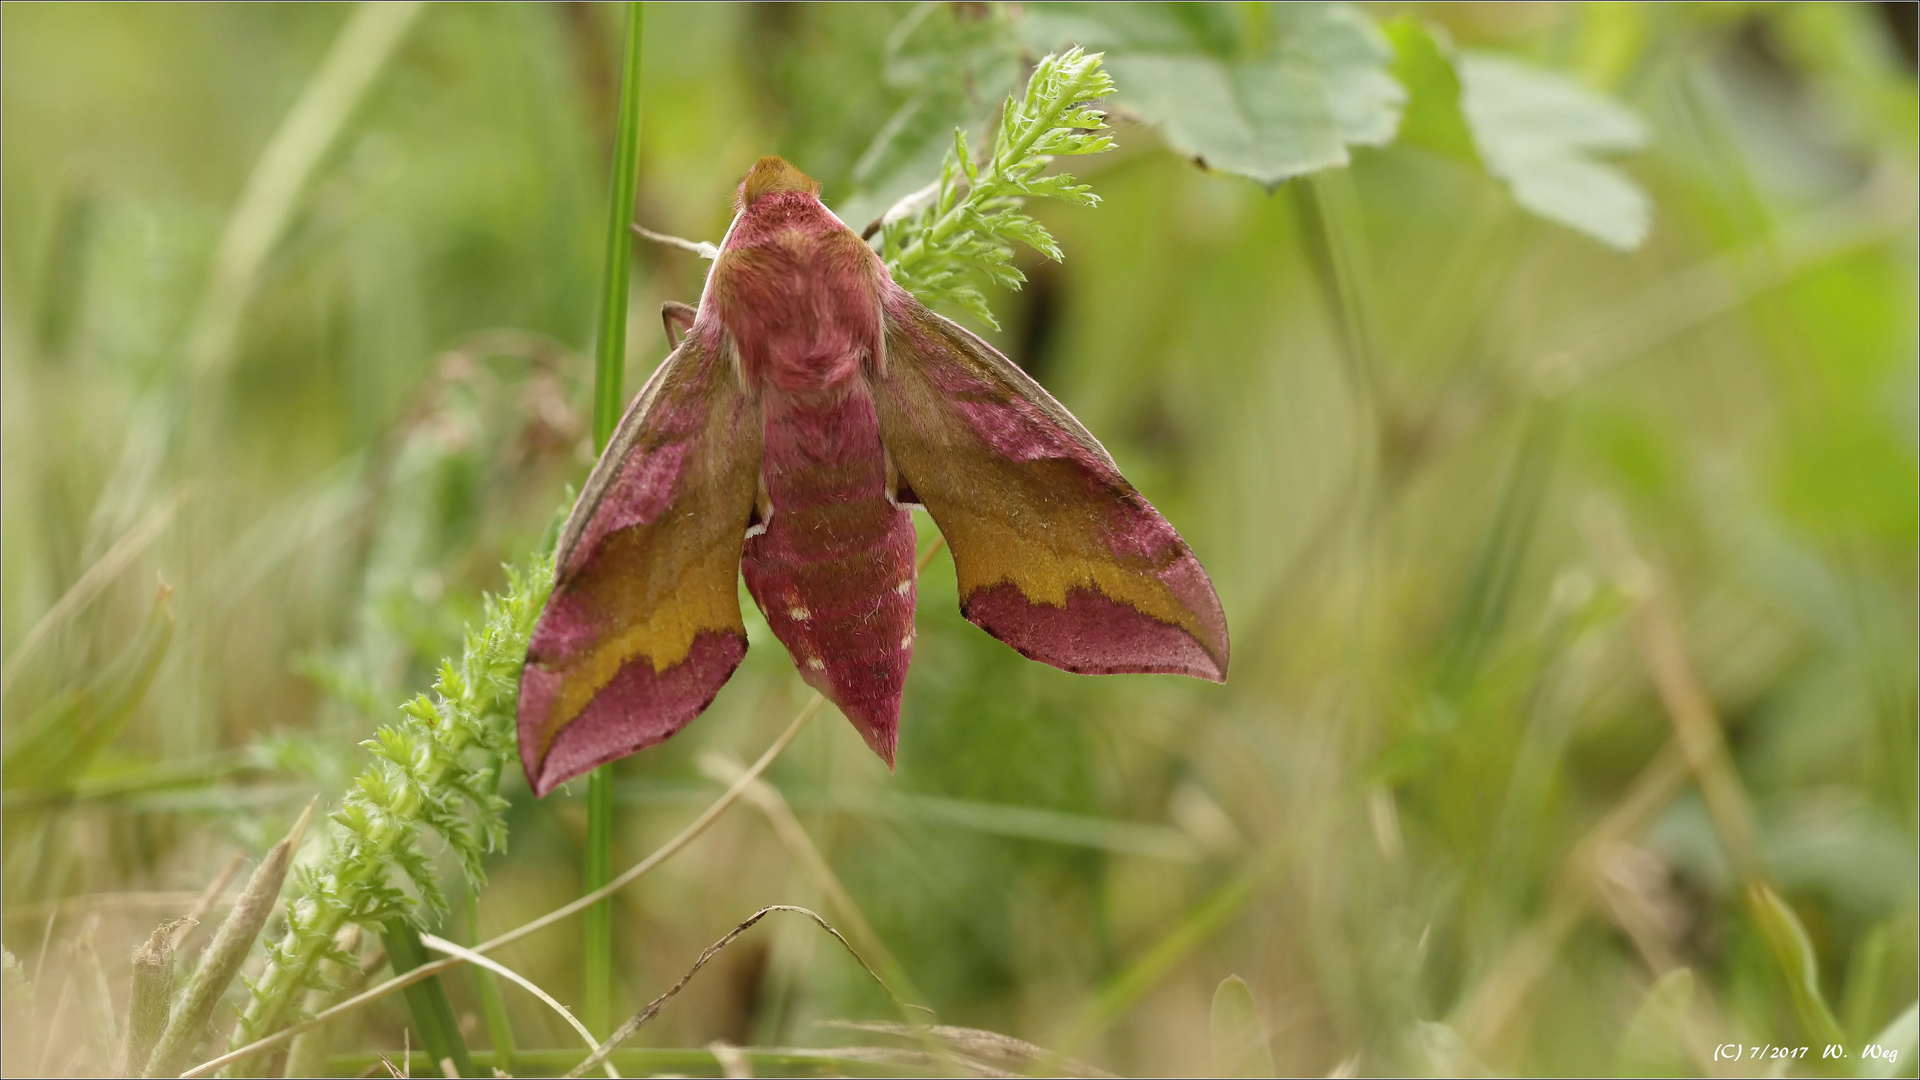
661,301 -> 697,347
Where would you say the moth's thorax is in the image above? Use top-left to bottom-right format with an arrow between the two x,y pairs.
711,191 -> 884,397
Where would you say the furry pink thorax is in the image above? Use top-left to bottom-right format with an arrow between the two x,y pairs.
709,174 -> 887,399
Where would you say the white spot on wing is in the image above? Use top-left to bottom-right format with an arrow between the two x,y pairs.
806,656 -> 826,670
788,607 -> 810,621
893,580 -> 911,595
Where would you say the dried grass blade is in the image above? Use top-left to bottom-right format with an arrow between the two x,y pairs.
76,919 -> 119,1069
0,493 -> 180,693
700,754 -> 957,1071
416,933 -> 618,1079
561,906 -> 899,1080
821,1021 -> 1118,1078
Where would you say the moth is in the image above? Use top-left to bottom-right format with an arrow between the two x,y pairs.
517,156 -> 1229,796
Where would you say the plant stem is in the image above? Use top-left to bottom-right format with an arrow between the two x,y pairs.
586,0 -> 647,1040
585,767 -> 614,1035
149,803 -> 311,1078
593,2 -> 645,450
123,924 -> 174,1076
381,921 -> 476,1079
465,886 -> 517,1076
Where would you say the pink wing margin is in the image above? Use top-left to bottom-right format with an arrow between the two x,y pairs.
517,328 -> 762,796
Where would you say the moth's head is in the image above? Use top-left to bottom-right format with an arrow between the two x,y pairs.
736,156 -> 821,210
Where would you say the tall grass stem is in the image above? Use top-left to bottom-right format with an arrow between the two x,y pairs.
593,1 -> 646,451
585,767 -> 614,1035
585,0 -> 647,1041
465,887 -> 519,1077
380,922 -> 477,1078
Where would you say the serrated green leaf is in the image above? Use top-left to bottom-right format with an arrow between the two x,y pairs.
234,547 -> 553,1051
1456,51 -> 1650,249
883,46 -> 1115,327
1023,2 -> 1404,189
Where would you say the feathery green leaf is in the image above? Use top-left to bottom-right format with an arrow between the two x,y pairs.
881,47 -> 1116,327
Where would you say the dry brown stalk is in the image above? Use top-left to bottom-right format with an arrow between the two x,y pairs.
701,751 -> 964,1074
416,932 -> 617,1078
1585,502 -> 1762,881
144,801 -> 313,1078
560,906 -> 897,1080
124,920 -> 188,1075
822,1021 -> 1120,1078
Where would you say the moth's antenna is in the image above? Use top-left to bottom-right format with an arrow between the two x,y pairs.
861,179 -> 940,241
630,223 -> 718,260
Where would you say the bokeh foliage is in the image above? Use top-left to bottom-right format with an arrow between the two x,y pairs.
2,2 -> 1915,1076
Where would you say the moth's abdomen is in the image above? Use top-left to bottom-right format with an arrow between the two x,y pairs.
743,385 -> 917,764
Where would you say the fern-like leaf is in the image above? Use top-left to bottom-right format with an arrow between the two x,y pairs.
880,47 -> 1116,327
229,552 -> 552,1054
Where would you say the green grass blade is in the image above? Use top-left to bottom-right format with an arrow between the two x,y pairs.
461,883 -> 517,1074
584,0 -> 647,1040
591,1 -> 646,452
381,920 -> 477,1079
1747,883 -> 1846,1048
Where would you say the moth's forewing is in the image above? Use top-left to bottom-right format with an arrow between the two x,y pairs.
873,295 -> 1230,682
518,330 -> 762,796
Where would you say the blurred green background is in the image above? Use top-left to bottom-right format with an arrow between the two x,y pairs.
2,2 -> 1915,1076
